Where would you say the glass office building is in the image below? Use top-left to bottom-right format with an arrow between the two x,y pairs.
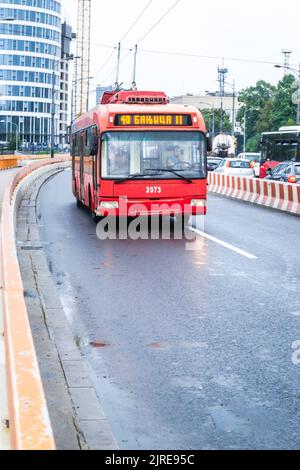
0,0 -> 64,150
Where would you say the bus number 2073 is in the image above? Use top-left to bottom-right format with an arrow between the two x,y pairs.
146,187 -> 162,194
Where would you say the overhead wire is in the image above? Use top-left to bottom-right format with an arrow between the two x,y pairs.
101,0 -> 182,86
93,0 -> 154,82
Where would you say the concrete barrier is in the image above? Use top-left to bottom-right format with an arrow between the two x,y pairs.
208,173 -> 300,216
0,157 -> 70,450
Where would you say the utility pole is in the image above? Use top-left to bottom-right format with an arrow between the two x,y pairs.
232,80 -> 236,136
74,0 -> 91,116
115,42 -> 121,90
282,49 -> 292,75
218,66 -> 228,133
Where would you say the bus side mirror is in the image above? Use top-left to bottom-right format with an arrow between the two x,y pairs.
206,134 -> 212,152
90,137 -> 98,156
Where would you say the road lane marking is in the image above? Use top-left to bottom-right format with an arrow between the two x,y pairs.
187,227 -> 258,260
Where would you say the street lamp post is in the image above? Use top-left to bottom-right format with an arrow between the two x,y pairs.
0,120 -> 18,153
50,64 -> 56,159
275,64 -> 300,125
243,110 -> 247,155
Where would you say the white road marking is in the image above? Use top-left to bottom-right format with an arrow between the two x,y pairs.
187,227 -> 258,260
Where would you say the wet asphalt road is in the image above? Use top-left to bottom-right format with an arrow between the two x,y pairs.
38,170 -> 300,450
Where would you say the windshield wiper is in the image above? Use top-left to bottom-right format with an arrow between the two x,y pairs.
153,169 -> 194,183
115,168 -> 194,184
115,172 -> 164,184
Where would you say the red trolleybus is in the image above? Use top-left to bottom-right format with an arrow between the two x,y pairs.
71,90 -> 208,220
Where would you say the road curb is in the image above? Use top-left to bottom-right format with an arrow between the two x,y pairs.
17,169 -> 118,450
0,158 -> 69,450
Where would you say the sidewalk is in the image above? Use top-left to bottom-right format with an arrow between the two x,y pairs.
0,169 -> 18,450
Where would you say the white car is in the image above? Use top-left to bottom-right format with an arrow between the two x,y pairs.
238,152 -> 261,177
215,158 -> 255,177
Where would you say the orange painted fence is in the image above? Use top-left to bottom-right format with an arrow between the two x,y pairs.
0,157 -> 70,450
208,173 -> 300,216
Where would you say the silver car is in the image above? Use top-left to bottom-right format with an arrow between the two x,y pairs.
238,152 -> 261,177
215,158 -> 255,177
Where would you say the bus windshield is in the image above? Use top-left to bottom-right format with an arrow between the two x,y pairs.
261,133 -> 300,164
101,131 -> 206,180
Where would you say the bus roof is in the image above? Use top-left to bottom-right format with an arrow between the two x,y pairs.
262,131 -> 300,137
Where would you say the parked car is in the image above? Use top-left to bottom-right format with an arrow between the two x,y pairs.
238,152 -> 261,177
207,157 -> 223,172
215,158 -> 255,177
265,161 -> 300,184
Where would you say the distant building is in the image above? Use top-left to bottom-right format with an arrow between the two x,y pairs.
95,85 -> 113,106
170,93 -> 240,124
0,0 -> 72,149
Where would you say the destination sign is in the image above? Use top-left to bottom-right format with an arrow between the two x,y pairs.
114,114 -> 193,127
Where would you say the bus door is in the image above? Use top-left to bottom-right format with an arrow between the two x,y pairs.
80,131 -> 85,200
91,127 -> 99,194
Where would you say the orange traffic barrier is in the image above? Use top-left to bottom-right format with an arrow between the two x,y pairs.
0,156 -> 70,450
0,157 -> 19,171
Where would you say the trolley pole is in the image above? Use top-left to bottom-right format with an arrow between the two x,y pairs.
115,42 -> 121,90
132,44 -> 138,89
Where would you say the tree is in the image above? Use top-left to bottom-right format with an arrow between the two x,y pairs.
237,80 -> 275,146
270,74 -> 297,130
237,76 -> 298,151
201,108 -> 232,135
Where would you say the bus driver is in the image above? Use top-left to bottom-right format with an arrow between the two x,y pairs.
167,145 -> 183,169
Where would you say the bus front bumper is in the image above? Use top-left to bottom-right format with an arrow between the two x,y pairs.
96,197 -> 207,217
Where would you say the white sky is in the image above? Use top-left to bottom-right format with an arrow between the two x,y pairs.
62,0 -> 300,103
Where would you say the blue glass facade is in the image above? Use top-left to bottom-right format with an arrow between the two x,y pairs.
0,0 -> 62,148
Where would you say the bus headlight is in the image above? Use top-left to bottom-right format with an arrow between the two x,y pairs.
191,199 -> 206,207
100,201 -> 119,209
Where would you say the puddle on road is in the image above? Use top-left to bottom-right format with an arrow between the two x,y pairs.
210,406 -> 250,436
291,311 -> 300,317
